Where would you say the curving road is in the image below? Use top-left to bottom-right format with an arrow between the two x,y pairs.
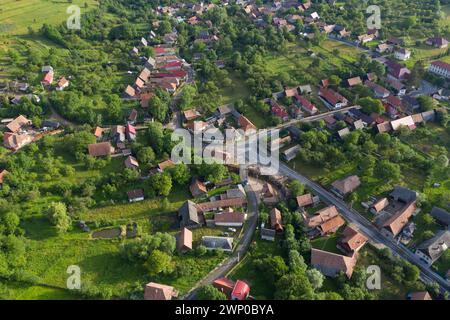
278,162 -> 450,293
182,181 -> 260,300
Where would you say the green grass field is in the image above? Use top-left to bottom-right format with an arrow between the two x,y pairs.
0,0 -> 99,36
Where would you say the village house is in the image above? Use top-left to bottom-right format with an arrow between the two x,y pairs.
365,80 -> 390,98
330,175 -> 361,198
56,77 -> 69,91
214,211 -> 246,227
304,205 -> 339,229
124,85 -> 136,98
402,96 -> 420,115
430,207 -> 450,227
189,178 -> 207,198
178,200 -> 205,228
415,230 -> 450,266
261,227 -> 276,241
128,109 -> 138,124
347,76 -> 362,87
337,127 -> 350,139
338,226 -> 368,256
110,125 -> 126,143
319,87 -> 348,109
3,132 -> 32,151
390,115 -> 415,131
371,198 -> 389,214
41,70 -> 54,86
317,215 -> 345,236
157,159 -> 175,172
425,37 -> 449,48
202,236 -> 233,252
177,227 -> 193,252
6,115 -> 31,133
357,34 -> 375,45
127,189 -> 145,203
311,248 -> 356,278
407,291 -> 432,300
130,47 -> 139,56
270,208 -> 283,232
124,155 -> 139,170
225,185 -> 246,199
294,94 -> 318,115
380,200 -> 416,238
261,182 -> 279,204
213,278 -> 250,300
282,145 -> 301,162
125,124 -> 136,141
183,109 -> 200,122
296,193 -> 314,208
88,142 -> 114,157
270,100 -> 290,122
238,115 -> 257,133
376,43 -> 392,54
385,60 -> 410,80
429,60 -> 450,79
144,282 -> 178,300
394,48 -> 411,61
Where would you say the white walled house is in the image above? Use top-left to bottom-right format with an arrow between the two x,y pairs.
429,61 -> 450,79
394,48 -> 411,61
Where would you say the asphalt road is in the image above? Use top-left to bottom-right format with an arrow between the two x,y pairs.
182,181 -> 260,300
278,162 -> 450,293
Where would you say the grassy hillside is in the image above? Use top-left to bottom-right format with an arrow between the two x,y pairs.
0,0 -> 99,36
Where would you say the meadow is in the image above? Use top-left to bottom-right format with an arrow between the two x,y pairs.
0,0 -> 99,36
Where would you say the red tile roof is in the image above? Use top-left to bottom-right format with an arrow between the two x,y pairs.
296,193 -> 314,207
178,227 -> 193,251
311,248 -> 356,278
339,226 -> 368,252
231,280 -> 250,300
270,208 -> 283,231
382,202 -> 416,236
214,212 -> 246,224
144,282 -> 177,300
6,115 -> 31,133
88,142 -> 114,157
431,60 -> 450,72
319,87 -> 347,106
318,215 -> 345,234
239,115 -> 256,131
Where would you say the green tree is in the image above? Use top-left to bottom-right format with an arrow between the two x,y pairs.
417,96 -> 436,111
375,160 -> 401,182
274,273 -> 315,300
149,172 -> 172,197
137,147 -> 156,165
46,202 -> 71,233
196,285 -> 227,300
149,96 -> 168,122
145,250 -> 174,276
288,181 -> 305,197
306,269 -> 324,290
167,164 -> 190,186
358,97 -> 384,115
